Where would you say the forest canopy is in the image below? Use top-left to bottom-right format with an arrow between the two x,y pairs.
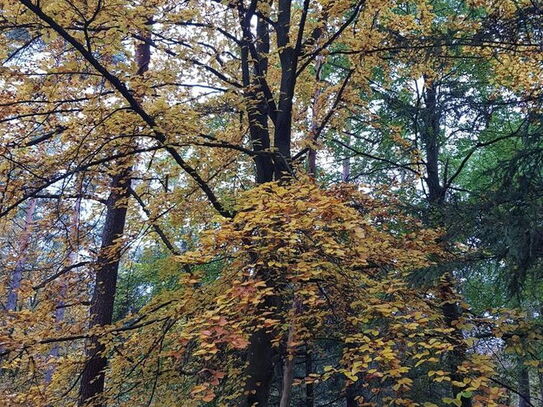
0,0 -> 542,406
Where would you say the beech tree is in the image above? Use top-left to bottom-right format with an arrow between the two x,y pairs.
1,0 -> 542,406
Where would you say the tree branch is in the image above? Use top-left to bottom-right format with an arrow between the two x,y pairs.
18,0 -> 233,218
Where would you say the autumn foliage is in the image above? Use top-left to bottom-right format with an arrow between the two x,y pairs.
1,0 -> 543,406
1,180 -> 533,406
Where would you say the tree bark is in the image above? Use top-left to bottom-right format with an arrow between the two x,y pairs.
240,324 -> 276,407
420,78 -> 471,407
241,11 -> 274,184
519,364 -> 531,407
274,0 -> 296,178
305,345 -> 314,407
440,276 -> 472,407
239,0 -> 311,402
79,27 -> 150,406
421,78 -> 444,204
279,341 -> 295,407
537,370 -> 543,407
308,55 -> 324,177
45,195 -> 81,385
346,382 -> 358,407
238,3 -> 297,403
279,302 -> 298,407
78,170 -> 131,407
5,198 -> 36,311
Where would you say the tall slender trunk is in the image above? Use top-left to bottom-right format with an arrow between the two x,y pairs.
240,0 -> 308,402
305,345 -> 314,407
241,13 -> 273,184
519,362 -> 531,407
79,29 -> 149,406
240,319 -> 277,407
274,0 -> 296,178
420,78 -> 471,407
5,198 -> 36,311
238,5 -> 290,403
421,79 -> 444,205
279,335 -> 296,407
279,301 -> 299,407
346,382 -> 358,407
420,79 -> 472,407
45,196 -> 81,385
78,171 -> 131,407
342,129 -> 351,182
308,55 -> 324,177
441,305 -> 471,407
537,370 -> 543,407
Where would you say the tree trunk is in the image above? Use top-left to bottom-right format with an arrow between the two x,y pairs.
45,196 -> 81,385
308,55 -> 324,177
519,364 -> 531,407
240,10 -> 273,184
79,27 -> 149,406
274,0 -> 296,178
279,342 -> 295,407
239,1 -> 302,403
342,128 -> 351,182
421,78 -> 444,205
78,171 -> 131,407
279,302 -> 298,407
6,198 -> 36,311
421,78 -> 471,407
239,268 -> 283,407
346,382 -> 358,407
440,276 -> 472,407
537,370 -> 543,407
240,327 -> 276,407
305,345 -> 314,407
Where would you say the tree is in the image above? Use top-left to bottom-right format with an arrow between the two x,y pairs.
1,0 -> 543,406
